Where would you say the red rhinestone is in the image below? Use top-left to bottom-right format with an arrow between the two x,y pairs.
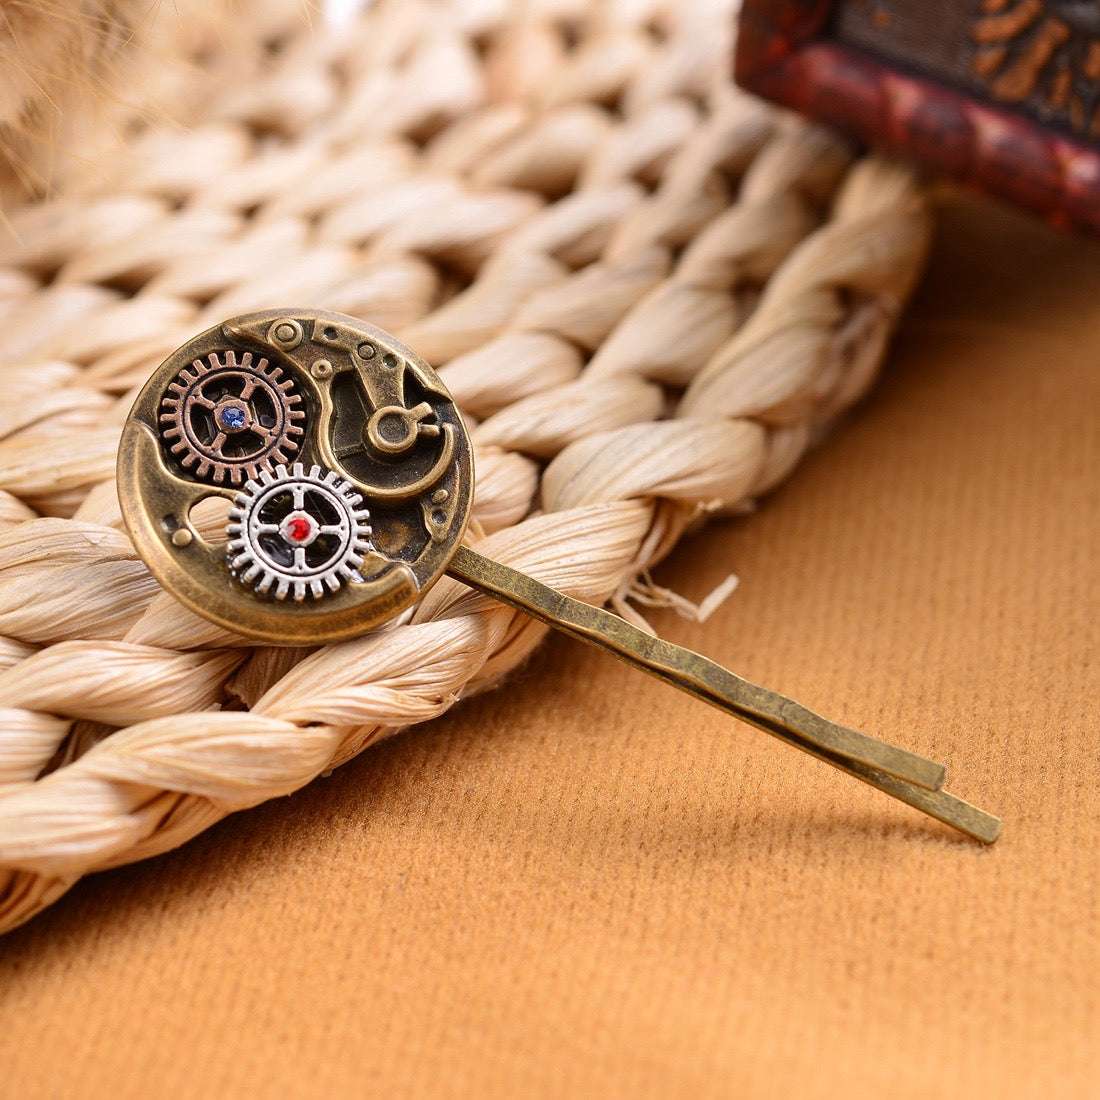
285,516 -> 313,543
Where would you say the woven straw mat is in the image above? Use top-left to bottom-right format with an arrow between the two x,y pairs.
0,0 -> 931,933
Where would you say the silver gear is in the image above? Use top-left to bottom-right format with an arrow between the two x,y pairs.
226,463 -> 374,600
160,349 -> 305,485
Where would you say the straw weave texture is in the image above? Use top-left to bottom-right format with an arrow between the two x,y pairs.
0,0 -> 930,933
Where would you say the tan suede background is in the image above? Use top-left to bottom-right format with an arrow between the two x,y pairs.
0,194 -> 1096,1098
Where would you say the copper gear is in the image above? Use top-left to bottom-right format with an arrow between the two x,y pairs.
159,349 -> 305,485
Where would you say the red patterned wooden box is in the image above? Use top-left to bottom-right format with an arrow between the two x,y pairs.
736,1 -> 1100,233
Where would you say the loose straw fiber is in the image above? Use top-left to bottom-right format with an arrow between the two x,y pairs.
0,0 -> 931,933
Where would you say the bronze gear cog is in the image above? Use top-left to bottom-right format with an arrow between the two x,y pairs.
159,349 -> 305,485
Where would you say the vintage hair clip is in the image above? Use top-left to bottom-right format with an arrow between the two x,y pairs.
118,309 -> 1001,844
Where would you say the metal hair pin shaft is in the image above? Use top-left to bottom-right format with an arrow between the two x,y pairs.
449,545 -> 1000,842
117,309 -> 1002,845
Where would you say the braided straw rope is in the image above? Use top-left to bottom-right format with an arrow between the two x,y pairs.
0,0 -> 931,932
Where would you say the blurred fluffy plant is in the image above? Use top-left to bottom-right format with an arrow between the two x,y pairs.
0,0 -> 157,199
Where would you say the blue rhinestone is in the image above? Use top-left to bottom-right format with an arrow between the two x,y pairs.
220,406 -> 247,429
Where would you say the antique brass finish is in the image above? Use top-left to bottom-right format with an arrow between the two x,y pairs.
449,546 -> 1001,843
118,309 -> 1001,843
118,310 -> 473,642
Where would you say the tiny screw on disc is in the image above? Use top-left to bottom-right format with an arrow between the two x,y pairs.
117,309 -> 474,644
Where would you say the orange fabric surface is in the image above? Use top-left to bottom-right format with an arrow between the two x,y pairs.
0,195 -> 1097,1098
